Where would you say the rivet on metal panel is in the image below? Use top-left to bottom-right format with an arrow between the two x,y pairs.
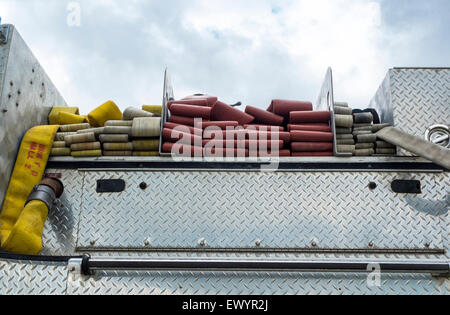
311,239 -> 318,247
139,182 -> 148,190
144,238 -> 151,246
369,182 -> 377,190
68,258 -> 82,275
90,240 -> 96,246
255,240 -> 262,247
369,241 -> 375,248
198,238 -> 207,247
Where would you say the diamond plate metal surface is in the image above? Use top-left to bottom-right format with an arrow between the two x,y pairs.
369,68 -> 450,156
41,169 -> 83,256
0,260 -> 68,295
66,270 -> 448,295
0,25 -> 67,209
77,171 -> 447,251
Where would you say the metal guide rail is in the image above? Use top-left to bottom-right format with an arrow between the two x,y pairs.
47,156 -> 447,172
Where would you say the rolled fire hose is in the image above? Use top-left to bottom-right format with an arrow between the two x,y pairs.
288,124 -> 331,133
245,106 -> 284,126
48,107 -> 79,125
132,140 -> 160,151
105,120 -> 133,127
354,126 -> 373,132
355,149 -> 374,156
337,139 -> 355,145
168,99 -> 209,110
353,113 -> 373,124
0,125 -> 60,254
71,150 -> 102,158
268,100 -> 313,116
211,101 -> 255,125
169,115 -> 202,127
58,112 -> 87,125
52,141 -> 67,148
59,123 -> 90,133
336,128 -> 352,134
376,141 -> 396,149
334,102 -> 349,108
182,95 -> 218,106
337,145 -> 356,154
55,132 -> 76,141
99,134 -> 129,143
202,140 -> 284,150
377,127 -> 450,169
253,149 -> 291,157
203,129 -> 249,140
164,122 -> 202,135
353,123 -> 372,129
356,134 -> 377,143
103,143 -> 134,151
356,143 -> 374,149
123,107 -> 154,121
291,142 -> 334,152
170,104 -> 212,120
77,127 -> 105,136
142,105 -> 163,116
353,131 -> 373,136
88,101 -> 122,127
334,115 -> 354,128
247,131 -> 291,143
290,131 -> 334,142
290,111 -> 331,124
132,118 -> 161,138
244,125 -> 285,132
162,128 -> 202,146
292,152 -> 334,157
103,126 -> 132,136
334,106 -> 353,116
196,121 -> 239,130
51,148 -> 71,157
337,134 -> 354,140
70,142 -> 101,151
65,132 -> 96,146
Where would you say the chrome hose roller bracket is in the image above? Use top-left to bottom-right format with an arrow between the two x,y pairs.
425,125 -> 450,149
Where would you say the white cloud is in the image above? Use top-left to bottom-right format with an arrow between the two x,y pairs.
0,0 -> 447,113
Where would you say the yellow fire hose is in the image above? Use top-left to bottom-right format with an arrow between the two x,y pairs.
0,125 -> 59,254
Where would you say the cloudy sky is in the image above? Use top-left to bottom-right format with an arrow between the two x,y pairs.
0,0 -> 448,114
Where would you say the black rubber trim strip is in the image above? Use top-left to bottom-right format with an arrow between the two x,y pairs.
0,251 -> 82,263
47,161 -> 447,172
85,258 -> 450,275
81,254 -> 91,275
